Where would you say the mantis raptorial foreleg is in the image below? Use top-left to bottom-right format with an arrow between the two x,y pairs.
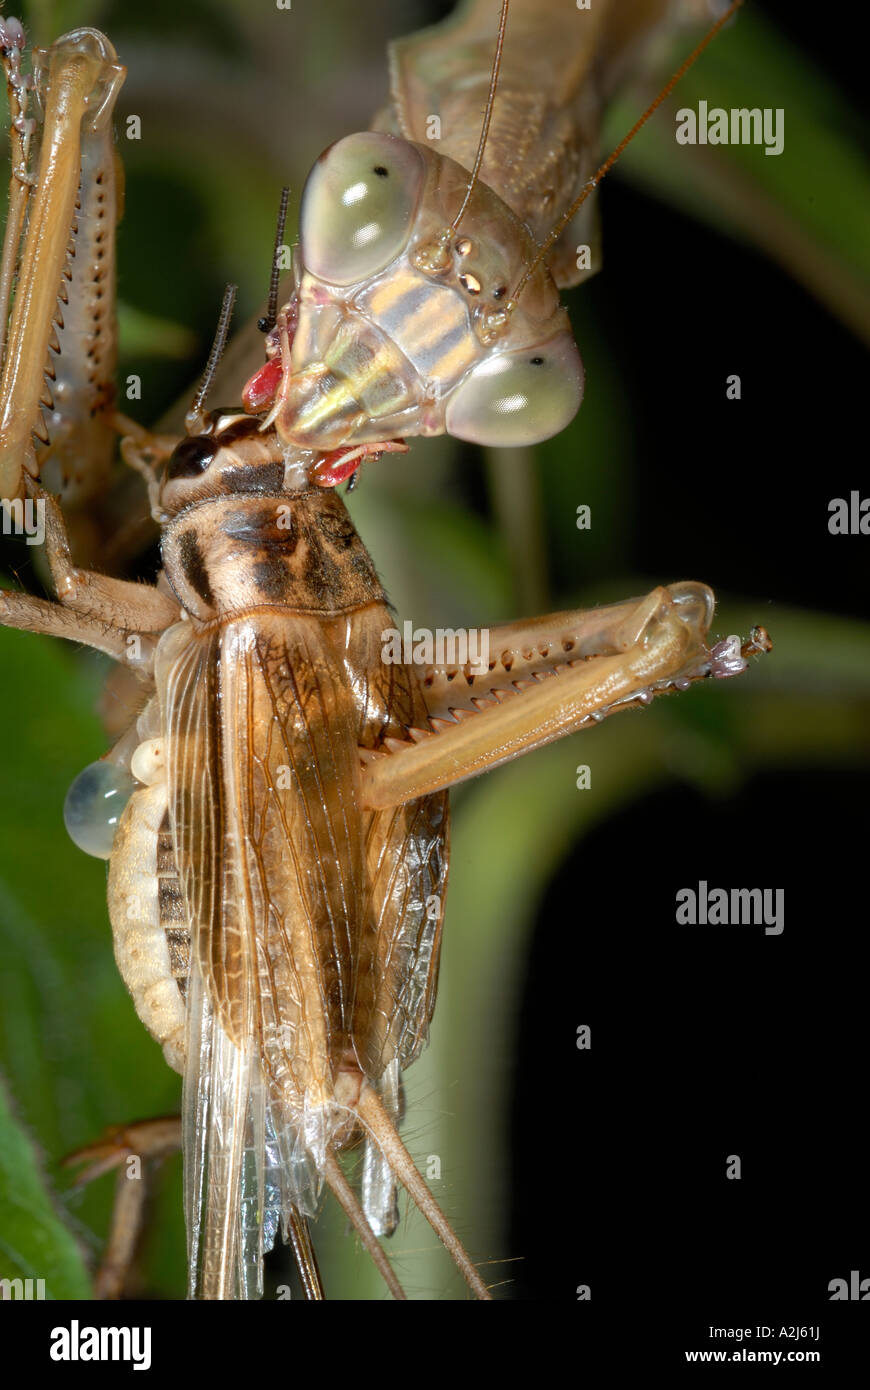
0,25 -> 125,503
360,584 -> 768,808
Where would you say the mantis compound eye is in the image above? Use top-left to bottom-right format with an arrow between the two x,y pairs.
165,434 -> 218,481
64,760 -> 138,859
445,331 -> 585,447
300,132 -> 424,285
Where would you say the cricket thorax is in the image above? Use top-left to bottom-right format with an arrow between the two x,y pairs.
161,486 -> 385,620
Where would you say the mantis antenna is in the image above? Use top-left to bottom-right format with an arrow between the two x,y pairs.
450,0 -> 510,233
509,0 -> 745,307
258,185 -> 291,334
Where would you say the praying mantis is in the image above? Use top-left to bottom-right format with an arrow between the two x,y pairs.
0,0 -> 797,1301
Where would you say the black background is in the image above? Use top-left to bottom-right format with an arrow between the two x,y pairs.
505,0 -> 870,1354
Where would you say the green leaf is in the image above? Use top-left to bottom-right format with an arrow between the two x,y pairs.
0,628 -> 183,1297
0,1077 -> 91,1299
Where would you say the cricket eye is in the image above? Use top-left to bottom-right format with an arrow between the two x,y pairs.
300,132 -> 424,286
64,761 -> 137,859
445,332 -> 584,447
166,435 -> 218,481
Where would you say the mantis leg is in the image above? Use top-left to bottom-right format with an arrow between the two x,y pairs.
65,1117 -> 182,1300
360,582 -> 770,808
1,482 -> 177,668
34,483 -> 179,631
0,29 -> 125,502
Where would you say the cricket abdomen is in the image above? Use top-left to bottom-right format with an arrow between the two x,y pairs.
107,779 -> 188,1075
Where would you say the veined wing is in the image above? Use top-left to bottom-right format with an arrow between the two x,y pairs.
336,607 -> 451,1239
156,611 -> 370,1296
343,605 -> 451,1081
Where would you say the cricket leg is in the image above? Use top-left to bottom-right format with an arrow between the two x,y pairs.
356,1085 -> 492,1300
67,1117 -> 329,1302
0,587 -> 160,668
115,413 -> 181,521
322,1150 -> 407,1300
65,1117 -> 182,1299
420,584 -> 715,699
1,480 -> 178,667
361,582 -> 771,808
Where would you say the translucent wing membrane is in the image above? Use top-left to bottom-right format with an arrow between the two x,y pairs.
183,965 -> 261,1300
155,601 -> 450,1296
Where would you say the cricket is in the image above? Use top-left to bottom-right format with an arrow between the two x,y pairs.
0,0 -> 773,1300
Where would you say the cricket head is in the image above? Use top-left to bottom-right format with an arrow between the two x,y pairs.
243,132 -> 584,452
158,411 -> 300,518
157,409 -> 384,620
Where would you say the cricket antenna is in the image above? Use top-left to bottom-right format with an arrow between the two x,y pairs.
450,0 -> 510,233
509,0 -> 744,307
185,282 -> 238,434
258,185 -> 291,333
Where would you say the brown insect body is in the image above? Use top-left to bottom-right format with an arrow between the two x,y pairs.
380,0 -> 688,286
0,1 -> 766,1301
269,0 -> 714,455
106,422 -> 449,1296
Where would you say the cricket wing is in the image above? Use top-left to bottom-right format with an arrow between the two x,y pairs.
156,620 -> 264,1299
362,790 -> 449,1074
335,605 -> 451,1078
156,612 -> 371,1295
